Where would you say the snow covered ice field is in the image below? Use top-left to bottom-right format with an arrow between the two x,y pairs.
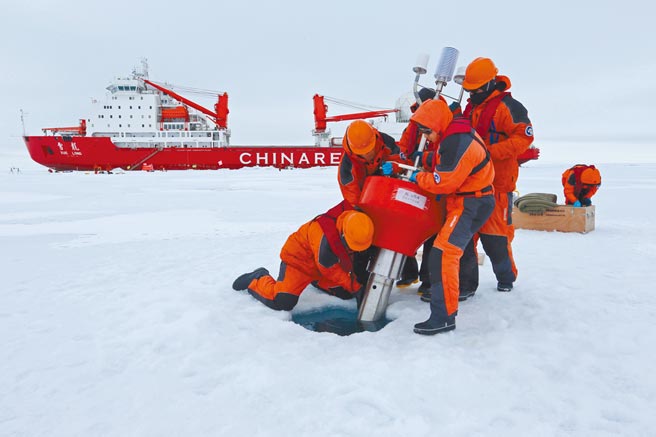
1,141 -> 656,436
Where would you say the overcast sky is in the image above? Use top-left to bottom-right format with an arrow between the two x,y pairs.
2,0 -> 654,148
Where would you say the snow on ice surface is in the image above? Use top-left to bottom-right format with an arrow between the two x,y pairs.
1,142 -> 656,436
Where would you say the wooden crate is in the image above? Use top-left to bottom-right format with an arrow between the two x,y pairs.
512,205 -> 595,233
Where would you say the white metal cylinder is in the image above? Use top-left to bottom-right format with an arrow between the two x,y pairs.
453,65 -> 466,85
413,53 -> 429,74
434,47 -> 459,83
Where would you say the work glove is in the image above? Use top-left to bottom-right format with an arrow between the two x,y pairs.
572,200 -> 582,207
581,198 -> 592,206
409,170 -> 419,183
449,101 -> 461,113
381,162 -> 396,176
411,150 -> 435,169
410,150 -> 424,162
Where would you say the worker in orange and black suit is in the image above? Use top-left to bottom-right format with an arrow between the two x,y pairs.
395,87 -> 438,290
338,119 -> 402,285
405,99 -> 495,335
562,164 -> 601,206
232,206 -> 375,311
460,57 -> 534,294
396,90 -> 478,298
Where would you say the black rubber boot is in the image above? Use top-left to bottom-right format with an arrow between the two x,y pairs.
232,267 -> 269,291
413,314 -> 456,335
459,290 -> 476,301
396,278 -> 419,288
396,256 -> 419,288
497,282 -> 513,292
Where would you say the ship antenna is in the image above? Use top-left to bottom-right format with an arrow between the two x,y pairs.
141,58 -> 149,79
20,109 -> 27,136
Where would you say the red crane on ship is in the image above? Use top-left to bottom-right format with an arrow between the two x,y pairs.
312,94 -> 398,133
42,119 -> 87,136
141,79 -> 229,130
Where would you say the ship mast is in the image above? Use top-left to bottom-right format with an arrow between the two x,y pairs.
20,109 -> 27,136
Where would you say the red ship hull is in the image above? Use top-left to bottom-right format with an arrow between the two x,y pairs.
24,136 -> 344,171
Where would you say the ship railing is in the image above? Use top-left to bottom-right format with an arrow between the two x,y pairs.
113,139 -> 221,148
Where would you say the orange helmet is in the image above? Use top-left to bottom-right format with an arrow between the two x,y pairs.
580,167 -> 601,185
338,210 -> 374,252
410,99 -> 453,136
462,57 -> 498,91
344,120 -> 377,155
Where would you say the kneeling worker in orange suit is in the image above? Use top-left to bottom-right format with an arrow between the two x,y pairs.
408,99 -> 496,335
562,164 -> 601,206
232,204 -> 375,311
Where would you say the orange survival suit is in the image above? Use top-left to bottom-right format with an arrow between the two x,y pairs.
562,164 -> 601,205
241,203 -> 372,311
338,120 -> 401,207
411,100 -> 495,334
462,65 -> 534,290
397,96 -> 475,293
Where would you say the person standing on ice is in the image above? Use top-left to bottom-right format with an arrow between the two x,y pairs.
460,57 -> 534,294
232,204 -> 375,311
562,164 -> 601,206
408,99 -> 495,335
394,87 -> 439,290
395,88 -> 471,293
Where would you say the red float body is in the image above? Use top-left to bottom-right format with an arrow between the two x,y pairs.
358,176 -> 445,257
